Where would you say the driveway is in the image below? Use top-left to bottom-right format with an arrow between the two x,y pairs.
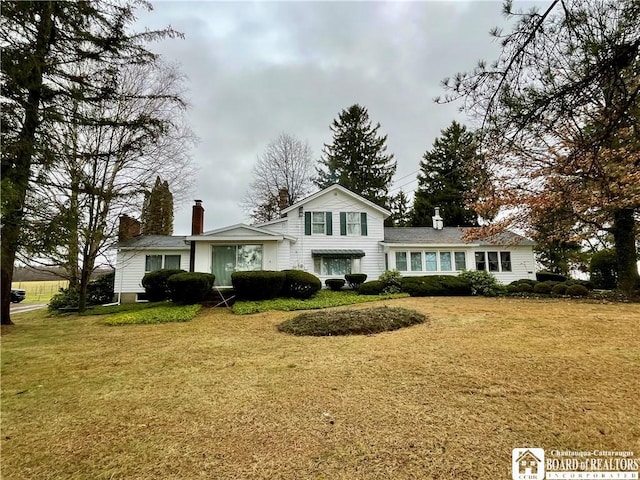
10,303 -> 47,315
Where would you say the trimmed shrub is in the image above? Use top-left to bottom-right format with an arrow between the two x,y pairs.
167,272 -> 215,304
589,249 -> 617,289
358,280 -> 384,295
282,270 -> 321,299
277,306 -> 426,336
516,283 -> 534,293
87,271 -> 115,305
458,270 -> 502,296
231,270 -> 286,300
566,284 -> 589,297
552,283 -> 568,295
511,279 -> 538,287
345,273 -> 368,290
533,282 -> 552,294
379,269 -> 402,294
536,271 -> 568,283
565,279 -> 595,290
401,275 -> 472,297
325,278 -> 346,291
142,269 -> 185,302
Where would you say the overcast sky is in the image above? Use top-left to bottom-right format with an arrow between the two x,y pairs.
136,1 -> 538,235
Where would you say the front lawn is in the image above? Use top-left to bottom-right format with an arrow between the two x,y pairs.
2,297 -> 639,479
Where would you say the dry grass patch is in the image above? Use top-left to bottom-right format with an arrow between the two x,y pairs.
1,297 -> 639,479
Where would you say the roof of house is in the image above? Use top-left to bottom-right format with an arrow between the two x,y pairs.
118,235 -> 189,250
281,184 -> 391,217
382,227 -> 535,246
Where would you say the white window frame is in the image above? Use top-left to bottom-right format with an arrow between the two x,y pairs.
145,254 -> 182,273
346,212 -> 361,236
311,212 -> 326,235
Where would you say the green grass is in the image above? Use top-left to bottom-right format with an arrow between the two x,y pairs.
11,280 -> 68,304
84,301 -> 169,316
232,289 -> 409,314
104,304 -> 201,326
278,306 -> 427,336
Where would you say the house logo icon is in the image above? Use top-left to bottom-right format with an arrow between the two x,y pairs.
512,448 -> 545,480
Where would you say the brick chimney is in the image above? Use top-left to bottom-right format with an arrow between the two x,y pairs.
192,200 -> 204,235
118,215 -> 141,242
278,188 -> 289,211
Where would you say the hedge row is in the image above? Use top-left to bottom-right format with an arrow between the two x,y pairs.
356,271 -> 594,298
232,269 -> 321,300
508,278 -> 592,297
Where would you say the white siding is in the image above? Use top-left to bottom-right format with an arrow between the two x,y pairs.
114,249 -> 190,294
286,189 -> 387,281
386,245 -> 536,284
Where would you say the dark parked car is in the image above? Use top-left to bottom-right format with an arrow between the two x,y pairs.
11,288 -> 26,303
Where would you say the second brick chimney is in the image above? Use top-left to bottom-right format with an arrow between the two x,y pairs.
192,200 -> 204,235
278,188 -> 289,211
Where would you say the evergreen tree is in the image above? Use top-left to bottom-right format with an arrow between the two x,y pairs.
0,1 -> 181,323
390,190 -> 412,226
412,121 -> 484,227
315,104 -> 396,209
142,177 -> 174,235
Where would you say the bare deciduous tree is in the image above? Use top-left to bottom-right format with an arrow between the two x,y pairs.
21,61 -> 196,312
242,133 -> 315,224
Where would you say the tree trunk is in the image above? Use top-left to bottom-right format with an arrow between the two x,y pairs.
612,208 -> 640,294
0,3 -> 55,324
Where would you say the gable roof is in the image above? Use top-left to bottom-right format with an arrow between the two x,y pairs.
118,235 -> 189,250
187,223 -> 295,241
281,184 -> 391,217
382,227 -> 534,246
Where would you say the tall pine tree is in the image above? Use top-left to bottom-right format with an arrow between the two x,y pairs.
141,176 -> 174,235
315,104 -> 396,209
412,121 -> 484,227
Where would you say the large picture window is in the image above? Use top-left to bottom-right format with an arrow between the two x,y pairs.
212,245 -> 263,286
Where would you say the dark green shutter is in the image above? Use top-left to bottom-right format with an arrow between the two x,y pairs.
361,212 -> 367,236
326,212 -> 333,235
340,212 -> 347,236
304,211 -> 311,235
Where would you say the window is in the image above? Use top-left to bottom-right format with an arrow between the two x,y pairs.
164,255 -> 181,270
425,252 -> 437,272
475,251 -> 512,272
487,252 -> 500,272
395,252 -> 407,271
312,212 -> 326,234
145,255 -> 163,272
145,254 -> 182,272
346,212 -> 361,235
314,256 -> 352,276
410,252 -> 422,271
454,252 -> 466,271
500,252 -> 512,272
440,252 -> 452,271
212,245 -> 263,286
339,212 -> 367,236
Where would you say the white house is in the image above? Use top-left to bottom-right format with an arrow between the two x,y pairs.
114,184 -> 535,302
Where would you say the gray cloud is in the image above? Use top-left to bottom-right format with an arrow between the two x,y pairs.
136,1 -> 528,235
